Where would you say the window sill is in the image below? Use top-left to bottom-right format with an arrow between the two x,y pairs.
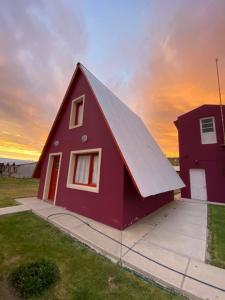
66,183 -> 99,193
69,124 -> 83,129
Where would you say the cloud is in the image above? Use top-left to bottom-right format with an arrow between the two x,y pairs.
130,0 -> 225,156
1,0 -> 225,160
0,0 -> 87,160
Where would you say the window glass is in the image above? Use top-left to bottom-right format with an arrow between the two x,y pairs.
69,96 -> 84,128
91,155 -> 99,185
74,155 -> 90,184
75,102 -> 83,126
72,152 -> 99,187
200,117 -> 217,144
201,118 -> 214,133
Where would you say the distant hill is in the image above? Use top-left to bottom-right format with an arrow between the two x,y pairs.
0,157 -> 36,165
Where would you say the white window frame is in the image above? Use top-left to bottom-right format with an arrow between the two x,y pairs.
69,95 -> 85,129
43,152 -> 62,204
200,116 -> 217,144
67,148 -> 102,193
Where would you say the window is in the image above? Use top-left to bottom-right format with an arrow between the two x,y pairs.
200,117 -> 217,144
67,149 -> 101,192
201,117 -> 215,133
73,153 -> 99,186
69,95 -> 84,128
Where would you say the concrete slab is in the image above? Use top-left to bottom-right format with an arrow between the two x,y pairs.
140,204 -> 177,227
186,260 -> 225,291
70,224 -> 121,261
89,218 -> 156,256
132,238 -> 189,273
136,198 -> 208,261
75,220 -> 154,257
49,214 -> 85,231
87,220 -> 121,242
33,206 -> 68,219
122,221 -> 155,249
153,217 -> 207,241
182,278 -> 225,300
15,198 -> 53,210
15,197 -> 38,204
122,249 -> 184,289
147,228 -> 206,261
160,213 -> 207,227
0,205 -> 30,216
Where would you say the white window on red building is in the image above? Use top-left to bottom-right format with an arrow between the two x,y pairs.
69,95 -> 85,128
200,117 -> 217,144
67,149 -> 101,192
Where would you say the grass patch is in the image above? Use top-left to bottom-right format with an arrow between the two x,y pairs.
0,177 -> 38,207
208,204 -> 225,269
0,212 -> 185,300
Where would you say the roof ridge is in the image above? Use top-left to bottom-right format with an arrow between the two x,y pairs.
79,63 -> 142,121
176,103 -> 225,119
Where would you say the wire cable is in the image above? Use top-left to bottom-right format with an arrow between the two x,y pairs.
46,212 -> 225,293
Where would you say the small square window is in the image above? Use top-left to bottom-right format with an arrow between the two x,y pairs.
67,149 -> 101,193
69,95 -> 84,129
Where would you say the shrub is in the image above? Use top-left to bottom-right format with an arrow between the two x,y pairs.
8,259 -> 60,298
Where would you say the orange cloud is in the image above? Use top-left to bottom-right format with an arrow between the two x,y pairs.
129,1 -> 225,157
0,0 -> 87,161
1,1 -> 225,161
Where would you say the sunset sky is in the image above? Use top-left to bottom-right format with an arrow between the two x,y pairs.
0,0 -> 225,161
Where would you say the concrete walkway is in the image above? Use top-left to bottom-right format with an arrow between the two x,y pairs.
0,203 -> 30,215
2,197 -> 225,300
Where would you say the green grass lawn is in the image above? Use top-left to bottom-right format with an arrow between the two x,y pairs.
0,177 -> 38,207
208,204 -> 225,269
0,212 -> 185,300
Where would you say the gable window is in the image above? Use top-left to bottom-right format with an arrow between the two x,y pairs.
67,149 -> 101,192
69,95 -> 85,128
200,117 -> 217,144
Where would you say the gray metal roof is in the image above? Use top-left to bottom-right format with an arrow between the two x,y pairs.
81,64 -> 184,197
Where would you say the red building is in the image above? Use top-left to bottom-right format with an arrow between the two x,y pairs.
175,104 -> 225,203
34,63 -> 183,229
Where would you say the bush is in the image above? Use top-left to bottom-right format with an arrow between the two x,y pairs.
8,259 -> 60,298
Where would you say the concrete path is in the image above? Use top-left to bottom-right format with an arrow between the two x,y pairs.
3,197 -> 225,300
0,203 -> 30,216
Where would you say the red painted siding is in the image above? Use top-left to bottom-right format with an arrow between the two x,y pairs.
176,105 -> 225,203
37,69 -> 174,229
38,70 -> 125,229
122,169 -> 173,229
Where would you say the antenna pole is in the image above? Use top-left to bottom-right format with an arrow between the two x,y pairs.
215,58 -> 225,145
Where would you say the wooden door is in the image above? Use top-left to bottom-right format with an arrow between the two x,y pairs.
48,155 -> 60,201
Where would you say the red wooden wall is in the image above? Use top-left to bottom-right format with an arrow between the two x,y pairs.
175,105 -> 225,203
37,69 -> 173,229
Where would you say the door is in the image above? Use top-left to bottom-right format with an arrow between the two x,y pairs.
189,169 -> 207,200
48,155 -> 60,201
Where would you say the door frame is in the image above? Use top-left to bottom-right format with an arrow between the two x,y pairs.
43,152 -> 62,205
189,168 -> 207,201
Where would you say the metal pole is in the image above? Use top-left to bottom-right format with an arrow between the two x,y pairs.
215,58 -> 225,145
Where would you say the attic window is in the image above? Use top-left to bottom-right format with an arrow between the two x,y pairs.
69,95 -> 85,129
200,117 -> 217,144
67,149 -> 101,193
